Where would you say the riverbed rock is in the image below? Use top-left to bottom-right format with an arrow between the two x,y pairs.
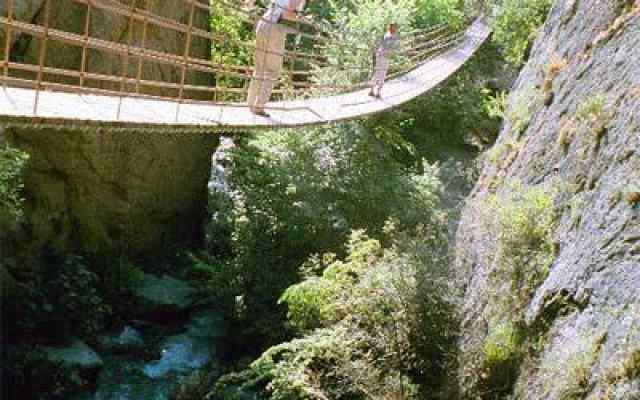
134,273 -> 196,321
97,325 -> 146,355
42,339 -> 104,371
455,0 -> 640,398
143,310 -> 223,379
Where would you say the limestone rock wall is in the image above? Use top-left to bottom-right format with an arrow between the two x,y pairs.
0,1 -> 218,258
455,0 -> 639,398
4,127 -> 218,258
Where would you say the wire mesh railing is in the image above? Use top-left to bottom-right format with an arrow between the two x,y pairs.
0,0 -> 470,116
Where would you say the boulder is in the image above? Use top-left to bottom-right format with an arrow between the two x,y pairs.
42,339 -> 103,371
134,273 -> 196,321
97,325 -> 146,355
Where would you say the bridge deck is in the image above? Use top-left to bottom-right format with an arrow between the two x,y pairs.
0,20 -> 489,131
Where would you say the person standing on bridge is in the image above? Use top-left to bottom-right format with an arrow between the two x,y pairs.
369,23 -> 399,98
247,0 -> 306,116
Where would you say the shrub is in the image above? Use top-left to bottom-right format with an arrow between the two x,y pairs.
4,254 -> 110,342
486,138 -> 520,168
610,346 -> 640,382
488,0 -> 553,66
202,124 -> 445,346
480,320 -> 522,395
506,88 -> 539,136
576,95 -> 612,140
213,223 -> 457,400
2,346 -> 91,399
625,185 -> 640,206
557,119 -> 576,153
490,180 -> 557,317
482,321 -> 520,365
100,258 -> 144,319
0,145 -> 29,228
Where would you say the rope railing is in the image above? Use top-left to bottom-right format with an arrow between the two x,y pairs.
0,0 -> 473,111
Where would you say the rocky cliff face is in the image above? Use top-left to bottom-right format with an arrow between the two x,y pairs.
0,1 -> 218,258
3,127 -> 218,258
455,0 -> 639,398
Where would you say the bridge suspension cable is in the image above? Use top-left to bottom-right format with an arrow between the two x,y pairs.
0,0 -> 489,129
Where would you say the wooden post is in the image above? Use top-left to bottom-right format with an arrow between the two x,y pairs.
34,0 -> 52,116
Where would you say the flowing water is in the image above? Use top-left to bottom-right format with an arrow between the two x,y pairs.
73,310 -> 223,400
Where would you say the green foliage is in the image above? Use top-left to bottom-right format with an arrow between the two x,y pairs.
0,144 -> 29,228
480,320 -> 522,394
5,254 -> 110,342
280,231 -> 383,331
2,346 -> 90,399
612,346 -> 640,381
100,258 -> 144,319
576,95 -> 606,122
486,138 -> 520,168
213,223 -> 458,400
313,0 -> 417,89
576,95 -> 612,139
202,123 -> 445,345
488,0 -> 552,66
210,1 -> 253,100
490,180 -> 556,316
414,0 -> 466,29
484,90 -> 508,120
367,42 -> 506,161
506,87 -> 539,136
482,321 -> 520,365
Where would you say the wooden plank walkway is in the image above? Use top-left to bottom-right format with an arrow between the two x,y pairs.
0,19 -> 490,132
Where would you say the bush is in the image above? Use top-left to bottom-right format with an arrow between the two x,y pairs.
482,321 -> 520,365
2,346 -> 92,399
4,254 -> 110,343
213,222 -> 458,400
100,258 -> 144,319
506,87 -> 540,136
576,95 -> 612,140
488,0 -> 552,66
489,180 -> 557,317
202,124 -> 445,346
479,320 -> 522,396
0,144 -> 29,228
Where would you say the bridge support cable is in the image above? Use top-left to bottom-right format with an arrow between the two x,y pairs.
0,1 -> 489,129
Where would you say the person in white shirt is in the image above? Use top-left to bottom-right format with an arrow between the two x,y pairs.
369,23 -> 399,98
247,0 -> 306,116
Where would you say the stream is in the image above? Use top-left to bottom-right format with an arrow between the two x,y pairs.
72,310 -> 224,400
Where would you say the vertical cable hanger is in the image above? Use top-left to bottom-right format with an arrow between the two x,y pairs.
33,0 -> 52,116
79,0 -> 92,88
135,0 -> 151,95
116,3 -> 135,121
176,0 -> 196,123
2,0 -> 15,88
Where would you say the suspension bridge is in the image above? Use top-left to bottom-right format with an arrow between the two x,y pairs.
0,0 -> 490,131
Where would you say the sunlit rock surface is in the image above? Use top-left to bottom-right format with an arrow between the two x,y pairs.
455,0 -> 640,398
